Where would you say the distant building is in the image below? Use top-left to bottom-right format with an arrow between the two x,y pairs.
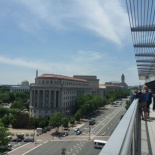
29,73 -> 92,118
29,71 -> 128,118
98,74 -> 128,98
10,80 -> 30,93
105,74 -> 128,89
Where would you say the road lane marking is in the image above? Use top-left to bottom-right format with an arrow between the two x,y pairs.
22,141 -> 47,155
8,142 -> 30,153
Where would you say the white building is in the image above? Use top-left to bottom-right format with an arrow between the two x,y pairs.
29,74 -> 93,118
10,80 -> 30,93
29,72 -> 128,118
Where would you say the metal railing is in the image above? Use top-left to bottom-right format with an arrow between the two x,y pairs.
99,99 -> 140,155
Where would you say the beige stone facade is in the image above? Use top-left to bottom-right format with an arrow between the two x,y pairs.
29,74 -> 92,118
29,73 -> 128,118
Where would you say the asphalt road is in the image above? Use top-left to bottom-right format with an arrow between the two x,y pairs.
23,101 -> 126,155
24,141 -> 101,155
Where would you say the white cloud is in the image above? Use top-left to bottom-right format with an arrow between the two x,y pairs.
12,0 -> 129,45
74,0 -> 129,44
0,53 -> 139,86
74,50 -> 103,63
0,56 -> 50,70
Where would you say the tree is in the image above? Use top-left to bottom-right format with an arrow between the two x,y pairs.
39,120 -> 47,128
9,93 -> 15,103
0,126 -> 11,147
1,115 -> 15,127
49,112 -> 64,132
69,118 -> 75,127
11,113 -> 29,128
62,118 -> 69,128
0,108 -> 8,118
125,100 -> 130,110
74,110 -> 81,121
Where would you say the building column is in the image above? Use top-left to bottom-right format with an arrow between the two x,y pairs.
54,90 -> 56,108
30,90 -> 33,106
34,90 -> 36,107
43,90 -> 45,108
37,90 -> 40,108
49,90 -> 51,108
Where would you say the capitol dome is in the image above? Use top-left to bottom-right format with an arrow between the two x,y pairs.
21,80 -> 29,86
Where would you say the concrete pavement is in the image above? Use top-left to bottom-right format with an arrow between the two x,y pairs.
141,105 -> 155,155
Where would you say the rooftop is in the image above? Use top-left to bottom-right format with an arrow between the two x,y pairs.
37,74 -> 88,82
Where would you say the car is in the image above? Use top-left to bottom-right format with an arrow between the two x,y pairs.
76,130 -> 82,135
62,132 -> 68,137
12,138 -> 22,142
23,138 -> 34,142
74,128 -> 79,132
7,144 -> 12,151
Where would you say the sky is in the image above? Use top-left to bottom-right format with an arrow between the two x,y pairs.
0,0 -> 144,86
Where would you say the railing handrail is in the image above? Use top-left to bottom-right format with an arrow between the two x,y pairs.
99,99 -> 139,155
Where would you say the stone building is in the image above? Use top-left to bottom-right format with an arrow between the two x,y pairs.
29,72 -> 128,118
105,74 -> 128,89
10,80 -> 30,93
29,74 -> 93,118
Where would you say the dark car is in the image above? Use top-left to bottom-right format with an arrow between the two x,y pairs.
23,138 -> 34,142
76,130 -> 82,135
62,132 -> 68,137
74,128 -> 79,132
12,138 -> 22,142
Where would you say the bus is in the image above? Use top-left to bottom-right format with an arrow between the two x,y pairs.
94,140 -> 107,149
89,118 -> 95,125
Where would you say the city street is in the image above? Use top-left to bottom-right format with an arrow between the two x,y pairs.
8,101 -> 126,155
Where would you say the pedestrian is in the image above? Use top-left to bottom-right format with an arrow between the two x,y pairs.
135,88 -> 147,121
152,89 -> 155,111
153,96 -> 155,111
143,85 -> 152,119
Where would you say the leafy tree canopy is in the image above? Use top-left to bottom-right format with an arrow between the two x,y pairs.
0,126 -> 11,146
50,112 -> 64,128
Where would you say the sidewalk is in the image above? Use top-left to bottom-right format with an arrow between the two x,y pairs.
141,106 -> 155,155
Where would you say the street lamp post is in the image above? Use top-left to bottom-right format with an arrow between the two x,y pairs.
88,124 -> 91,140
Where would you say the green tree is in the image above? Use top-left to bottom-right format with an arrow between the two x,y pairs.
9,93 -> 15,103
49,112 -> 63,132
125,100 -> 130,110
39,120 -> 47,128
0,108 -> 8,118
74,110 -> 81,121
62,117 -> 69,128
11,113 -> 29,128
69,118 -> 75,127
1,115 -> 15,127
0,126 -> 11,147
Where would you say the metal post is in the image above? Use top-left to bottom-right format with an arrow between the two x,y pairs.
88,124 -> 91,140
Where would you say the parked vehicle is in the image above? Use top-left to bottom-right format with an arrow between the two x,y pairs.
0,143 -> 12,151
12,138 -> 22,142
7,144 -> 12,151
74,128 -> 79,132
62,132 -> 68,137
23,138 -> 34,142
36,128 -> 42,135
76,130 -> 82,135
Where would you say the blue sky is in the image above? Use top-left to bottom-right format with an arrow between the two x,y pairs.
0,0 -> 144,86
